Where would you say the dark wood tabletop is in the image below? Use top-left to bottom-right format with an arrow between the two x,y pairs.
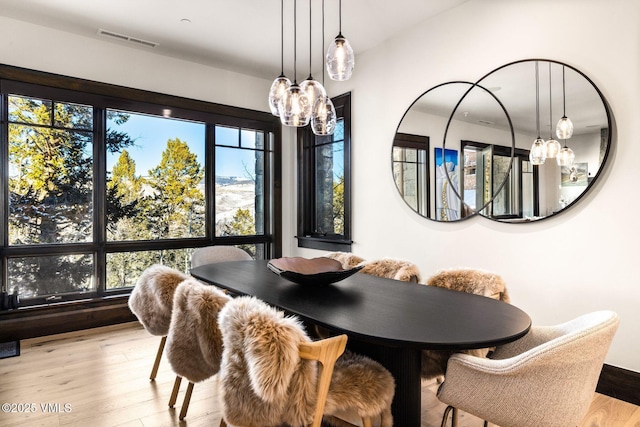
191,259 -> 531,425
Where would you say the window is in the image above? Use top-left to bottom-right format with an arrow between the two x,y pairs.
297,92 -> 351,251
392,133 -> 429,216
0,65 -> 281,307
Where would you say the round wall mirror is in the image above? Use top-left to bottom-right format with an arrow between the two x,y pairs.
392,59 -> 613,223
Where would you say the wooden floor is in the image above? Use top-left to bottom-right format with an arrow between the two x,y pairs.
1,322 -> 639,427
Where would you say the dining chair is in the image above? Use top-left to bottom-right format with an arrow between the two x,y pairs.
437,310 -> 620,427
324,251 -> 366,269
422,268 -> 510,381
128,264 -> 190,380
166,278 -> 231,420
217,296 -> 395,427
190,245 -> 252,268
359,257 -> 421,283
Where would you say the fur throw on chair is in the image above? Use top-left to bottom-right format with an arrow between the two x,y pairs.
218,296 -> 317,427
421,268 -> 510,380
166,279 -> 231,383
323,350 -> 395,427
128,264 -> 191,336
324,251 -> 366,269
360,258 -> 421,283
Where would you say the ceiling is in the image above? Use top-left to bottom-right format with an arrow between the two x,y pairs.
0,0 -> 469,80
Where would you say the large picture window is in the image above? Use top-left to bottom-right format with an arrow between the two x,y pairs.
0,65 -> 281,307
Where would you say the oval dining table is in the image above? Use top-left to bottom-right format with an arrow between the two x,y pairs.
191,259 -> 531,426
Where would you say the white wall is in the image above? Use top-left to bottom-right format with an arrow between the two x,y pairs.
1,0 -> 638,372
294,0 -> 640,372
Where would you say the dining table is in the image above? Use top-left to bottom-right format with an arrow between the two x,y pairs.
191,259 -> 531,426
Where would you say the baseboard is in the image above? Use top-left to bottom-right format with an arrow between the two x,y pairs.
597,364 -> 640,406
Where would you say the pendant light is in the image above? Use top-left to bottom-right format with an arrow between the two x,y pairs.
326,0 -> 354,81
529,61 -> 546,165
311,0 -> 337,135
279,0 -> 311,127
268,0 -> 291,117
556,65 -> 574,139
300,0 -> 326,109
545,62 -> 561,158
557,143 -> 575,166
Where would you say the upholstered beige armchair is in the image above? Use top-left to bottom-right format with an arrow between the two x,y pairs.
217,296 -> 395,427
166,279 -> 231,420
191,245 -> 252,268
437,310 -> 619,427
128,264 -> 191,380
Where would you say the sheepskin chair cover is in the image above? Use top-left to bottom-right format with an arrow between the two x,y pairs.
421,268 -> 510,380
218,296 -> 317,427
191,245 -> 252,268
323,350 -> 395,427
165,279 -> 231,383
324,251 -> 366,269
359,258 -> 421,283
128,264 -> 191,336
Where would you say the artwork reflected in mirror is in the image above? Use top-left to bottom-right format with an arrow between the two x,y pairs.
392,59 -> 612,223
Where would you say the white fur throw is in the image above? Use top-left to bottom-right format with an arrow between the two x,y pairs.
165,279 -> 231,383
218,296 -> 317,426
324,251 -> 366,269
128,264 -> 190,336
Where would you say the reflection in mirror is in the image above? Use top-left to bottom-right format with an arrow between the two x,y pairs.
392,59 -> 612,223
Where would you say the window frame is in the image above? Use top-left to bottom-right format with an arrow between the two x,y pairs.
0,64 -> 282,308
296,92 -> 352,251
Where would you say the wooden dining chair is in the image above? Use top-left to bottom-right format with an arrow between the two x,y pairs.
127,264 -> 190,380
166,278 -> 231,420
217,296 -> 395,427
422,268 -> 510,382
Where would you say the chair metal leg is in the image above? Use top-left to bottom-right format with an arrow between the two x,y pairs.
150,336 -> 167,380
483,421 -> 488,427
179,382 -> 195,420
168,376 -> 182,408
441,405 -> 459,427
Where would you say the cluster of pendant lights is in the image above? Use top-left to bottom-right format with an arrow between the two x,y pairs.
529,62 -> 575,167
268,0 -> 354,135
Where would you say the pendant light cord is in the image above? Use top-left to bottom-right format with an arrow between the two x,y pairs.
321,0 -> 325,85
535,61 -> 540,137
562,65 -> 566,116
280,0 -> 284,74
339,0 -> 342,33
308,0 -> 312,76
548,62 -> 553,138
293,0 -> 297,82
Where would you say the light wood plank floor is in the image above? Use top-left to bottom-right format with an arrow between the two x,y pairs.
1,322 -> 638,427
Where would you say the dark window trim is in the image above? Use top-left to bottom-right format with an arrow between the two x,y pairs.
0,63 -> 282,313
296,92 -> 352,251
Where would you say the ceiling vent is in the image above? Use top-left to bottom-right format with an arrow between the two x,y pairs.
97,29 -> 159,48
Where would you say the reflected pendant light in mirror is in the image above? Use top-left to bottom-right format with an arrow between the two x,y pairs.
556,65 -> 574,139
312,0 -> 337,135
557,143 -> 575,166
545,62 -> 561,158
268,0 -> 291,116
529,61 -> 547,165
326,0 -> 354,81
300,0 -> 326,108
280,0 -> 311,127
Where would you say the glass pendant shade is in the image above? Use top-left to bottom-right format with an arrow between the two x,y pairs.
268,75 -> 291,116
300,77 -> 326,109
545,138 -> 561,158
557,145 -> 575,166
556,116 -> 574,139
311,95 -> 337,135
529,137 -> 547,165
279,83 -> 311,127
326,34 -> 355,81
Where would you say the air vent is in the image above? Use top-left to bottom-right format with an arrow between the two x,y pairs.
97,29 -> 159,48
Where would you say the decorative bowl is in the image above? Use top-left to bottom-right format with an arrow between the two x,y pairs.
267,257 -> 363,286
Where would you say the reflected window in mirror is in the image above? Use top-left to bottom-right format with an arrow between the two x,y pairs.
392,133 -> 429,216
462,141 -> 538,220
297,92 -> 352,251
